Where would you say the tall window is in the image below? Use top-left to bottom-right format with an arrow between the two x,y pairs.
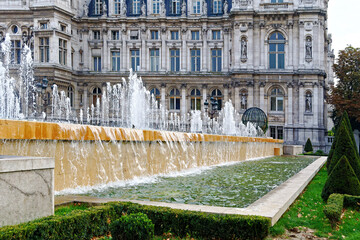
171,31 -> 179,40
169,88 -> 181,110
211,89 -> 222,110
95,0 -> 103,15
269,32 -> 285,69
114,0 -> 121,14
270,126 -> 283,139
130,30 -> 139,40
150,88 -> 161,107
190,89 -> 201,110
305,91 -> 312,113
93,56 -> 101,72
170,49 -> 180,72
92,87 -> 102,105
39,37 -> 49,63
59,39 -> 67,65
93,30 -> 101,40
191,49 -> 200,72
131,49 -> 140,71
150,49 -> 160,72
153,0 -> 160,14
212,30 -> 221,40
211,49 -> 222,72
270,88 -> 284,111
133,0 -> 141,14
151,30 -> 159,40
67,86 -> 74,107
213,0 -> 222,14
111,50 -> 121,71
171,0 -> 181,14
193,0 -> 201,14
11,40 -> 21,64
191,31 -> 200,40
111,30 -> 120,40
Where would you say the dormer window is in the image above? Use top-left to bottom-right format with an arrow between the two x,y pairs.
130,30 -> 139,40
93,30 -> 101,40
95,0 -> 103,15
39,22 -> 48,30
60,24 -> 67,32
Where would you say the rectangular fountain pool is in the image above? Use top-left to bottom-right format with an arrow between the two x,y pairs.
83,156 -> 316,208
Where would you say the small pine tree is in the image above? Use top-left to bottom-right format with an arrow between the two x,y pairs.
343,111 -> 358,155
322,155 -> 360,201
327,120 -> 360,179
304,138 -> 313,152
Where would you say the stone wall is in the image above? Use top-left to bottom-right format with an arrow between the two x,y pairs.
0,156 -> 54,227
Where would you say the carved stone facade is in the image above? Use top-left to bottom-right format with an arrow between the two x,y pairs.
0,0 -> 334,150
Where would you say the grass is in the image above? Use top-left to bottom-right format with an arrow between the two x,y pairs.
270,167 -> 360,240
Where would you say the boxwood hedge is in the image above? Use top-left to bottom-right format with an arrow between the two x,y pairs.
323,193 -> 344,227
0,201 -> 271,240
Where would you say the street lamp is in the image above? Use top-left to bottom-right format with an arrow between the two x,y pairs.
36,76 -> 49,119
204,97 -> 219,129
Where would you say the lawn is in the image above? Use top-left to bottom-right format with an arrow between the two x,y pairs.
270,167 -> 360,240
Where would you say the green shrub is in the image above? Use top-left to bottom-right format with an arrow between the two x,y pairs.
110,212 -> 154,240
304,138 -> 313,152
0,201 -> 271,240
323,194 -> 344,228
322,155 -> 360,201
327,121 -> 360,178
343,194 -> 360,209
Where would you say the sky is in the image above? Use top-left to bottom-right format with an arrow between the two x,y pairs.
328,0 -> 360,59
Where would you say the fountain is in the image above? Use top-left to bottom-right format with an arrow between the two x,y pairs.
0,34 -> 283,193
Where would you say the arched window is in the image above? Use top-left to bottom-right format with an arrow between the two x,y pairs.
150,88 -> 161,107
211,89 -> 222,110
169,88 -> 181,110
240,89 -> 248,110
92,87 -> 102,105
190,89 -> 201,110
269,32 -> 285,69
305,91 -> 312,113
270,88 -> 284,112
67,86 -> 74,107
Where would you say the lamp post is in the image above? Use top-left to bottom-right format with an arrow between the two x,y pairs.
36,76 -> 49,120
204,97 -> 218,129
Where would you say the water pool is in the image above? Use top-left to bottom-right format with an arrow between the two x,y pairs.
86,156 -> 316,208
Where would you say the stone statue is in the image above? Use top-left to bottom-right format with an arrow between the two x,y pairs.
141,1 -> 146,16
121,0 -> 127,16
102,1 -> 107,16
160,0 -> 166,16
305,95 -> 312,112
181,0 -> 186,16
223,0 -> 228,14
241,38 -> 247,58
83,3 -> 89,16
241,95 -> 247,109
306,37 -> 312,58
202,0 -> 207,16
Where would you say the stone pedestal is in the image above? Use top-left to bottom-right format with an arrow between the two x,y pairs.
0,156 -> 55,227
283,145 -> 303,155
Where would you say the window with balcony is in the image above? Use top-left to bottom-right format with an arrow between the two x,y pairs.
211,49 -> 222,72
151,30 -> 159,40
93,56 -> 101,72
171,31 -> 179,40
170,49 -> 180,72
111,30 -> 120,40
212,30 -> 221,40
270,88 -> 284,112
191,49 -> 200,71
93,30 -> 101,40
11,40 -> 21,64
150,49 -> 160,72
269,32 -> 285,69
131,49 -> 140,71
111,50 -> 121,71
39,37 -> 49,63
59,39 -> 67,65
191,31 -> 200,40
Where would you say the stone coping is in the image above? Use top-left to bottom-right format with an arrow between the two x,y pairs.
55,157 -> 326,226
0,155 -> 55,173
0,119 -> 283,143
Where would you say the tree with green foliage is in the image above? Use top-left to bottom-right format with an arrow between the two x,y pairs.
327,120 -> 360,178
328,46 -> 360,131
304,138 -> 313,152
322,155 -> 360,201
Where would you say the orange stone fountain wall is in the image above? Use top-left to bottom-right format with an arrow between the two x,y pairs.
0,120 -> 283,192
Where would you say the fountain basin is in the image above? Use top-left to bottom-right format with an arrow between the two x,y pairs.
0,119 -> 283,192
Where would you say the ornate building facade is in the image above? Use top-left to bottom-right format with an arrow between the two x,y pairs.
0,0 -> 334,149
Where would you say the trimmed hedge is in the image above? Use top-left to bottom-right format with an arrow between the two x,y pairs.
343,194 -> 360,208
0,201 -> 271,240
323,194 -> 344,227
304,138 -> 313,153
322,156 -> 360,201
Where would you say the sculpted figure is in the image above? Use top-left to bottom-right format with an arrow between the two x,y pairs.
202,0 -> 207,15
223,0 -> 228,14
306,37 -> 312,58
161,0 -> 166,16
241,38 -> 247,58
141,1 -> 146,16
121,0 -> 127,16
83,3 -> 89,16
181,0 -> 186,16
102,1 -> 107,16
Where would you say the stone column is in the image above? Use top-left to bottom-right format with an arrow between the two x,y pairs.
259,21 -> 265,69
247,81 -> 254,108
141,28 -> 147,71
299,21 -> 305,68
313,82 -> 319,127
83,83 -> 88,115
181,28 -> 187,72
248,23 -> 254,69
161,83 -> 166,109
223,84 -> 229,103
234,83 -> 240,112
319,81 -> 324,127
223,27 -> 230,71
287,83 -> 293,125
103,29 -> 109,71
121,28 -> 127,71
288,22 -> 293,69
181,84 -> 187,116
202,28 -> 208,71
161,27 -> 167,71
259,82 -> 265,111
202,84 -> 207,115
298,82 -> 304,126
233,22 -> 241,70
